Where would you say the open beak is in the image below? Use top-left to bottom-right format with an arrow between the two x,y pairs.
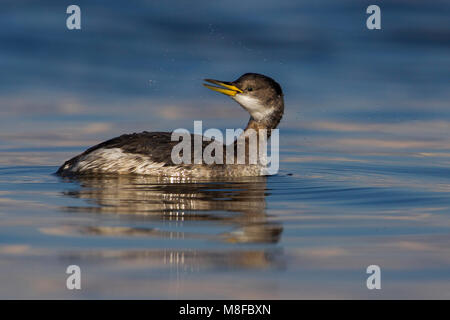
203,79 -> 243,97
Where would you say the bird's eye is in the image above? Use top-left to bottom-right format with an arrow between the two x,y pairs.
247,87 -> 253,92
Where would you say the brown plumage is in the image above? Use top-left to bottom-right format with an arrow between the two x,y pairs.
57,73 -> 284,178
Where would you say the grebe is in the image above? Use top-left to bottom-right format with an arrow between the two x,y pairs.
57,73 -> 284,178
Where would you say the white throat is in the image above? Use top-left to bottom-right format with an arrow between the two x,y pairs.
233,95 -> 273,121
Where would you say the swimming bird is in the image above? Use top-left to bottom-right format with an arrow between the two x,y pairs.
56,73 -> 284,178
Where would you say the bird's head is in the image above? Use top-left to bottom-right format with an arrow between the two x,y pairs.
204,73 -> 284,129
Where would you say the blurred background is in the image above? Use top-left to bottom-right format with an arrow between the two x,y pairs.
1,0 -> 448,161
0,0 -> 449,299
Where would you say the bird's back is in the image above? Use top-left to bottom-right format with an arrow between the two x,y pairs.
56,131 -> 237,177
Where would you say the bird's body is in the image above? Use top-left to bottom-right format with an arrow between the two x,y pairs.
57,73 -> 284,178
57,132 -> 264,177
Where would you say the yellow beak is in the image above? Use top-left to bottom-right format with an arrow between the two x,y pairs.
203,79 -> 243,97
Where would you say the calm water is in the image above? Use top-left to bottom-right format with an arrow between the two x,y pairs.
0,0 -> 449,299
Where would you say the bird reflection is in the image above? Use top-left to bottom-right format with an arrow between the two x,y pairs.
58,175 -> 282,244
54,175 -> 284,270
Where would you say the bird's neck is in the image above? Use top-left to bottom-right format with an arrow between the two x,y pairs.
244,118 -> 270,134
243,99 -> 284,136
231,106 -> 283,165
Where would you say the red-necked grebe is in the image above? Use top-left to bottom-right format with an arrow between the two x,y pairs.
57,73 -> 284,178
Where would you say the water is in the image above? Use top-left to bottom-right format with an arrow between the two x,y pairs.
0,0 -> 449,299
